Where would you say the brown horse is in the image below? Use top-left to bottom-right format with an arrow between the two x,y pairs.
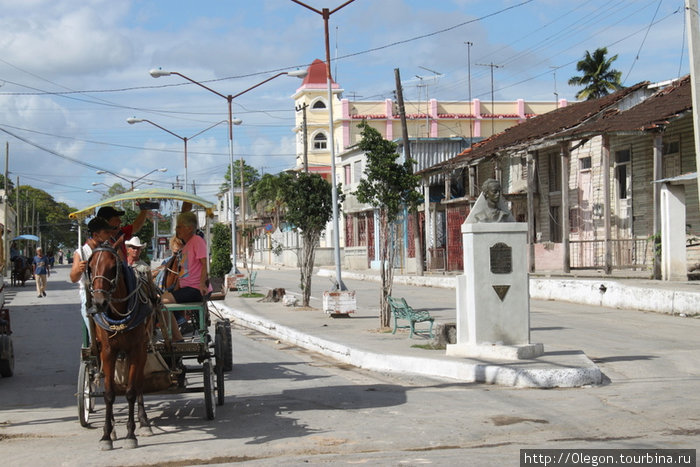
88,242 -> 153,450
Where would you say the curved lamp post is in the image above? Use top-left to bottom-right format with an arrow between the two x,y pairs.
127,117 -> 231,192
291,0 -> 356,291
96,167 -> 167,191
149,67 -> 307,275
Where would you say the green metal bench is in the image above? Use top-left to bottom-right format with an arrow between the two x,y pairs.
235,271 -> 257,292
387,295 -> 434,338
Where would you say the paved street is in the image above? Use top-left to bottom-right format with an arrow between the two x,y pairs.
0,265 -> 698,466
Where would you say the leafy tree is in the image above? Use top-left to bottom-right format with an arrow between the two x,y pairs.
281,172 -> 342,307
104,183 -> 128,199
219,160 -> 260,202
354,122 -> 421,328
248,173 -> 288,229
568,47 -> 622,100
210,222 -> 232,278
11,185 -> 76,256
0,174 -> 14,191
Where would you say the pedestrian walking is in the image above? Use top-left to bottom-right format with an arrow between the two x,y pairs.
32,247 -> 50,298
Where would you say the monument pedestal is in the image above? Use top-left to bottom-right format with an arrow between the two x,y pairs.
446,222 -> 543,360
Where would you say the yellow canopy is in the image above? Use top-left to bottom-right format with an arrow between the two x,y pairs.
69,188 -> 216,220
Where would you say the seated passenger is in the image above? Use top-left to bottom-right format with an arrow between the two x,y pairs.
10,242 -> 19,261
161,211 -> 211,304
125,236 -> 150,276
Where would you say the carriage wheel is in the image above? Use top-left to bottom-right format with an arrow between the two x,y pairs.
77,361 -> 94,427
0,335 -> 14,377
214,339 -> 225,406
215,320 -> 233,372
203,360 -> 216,420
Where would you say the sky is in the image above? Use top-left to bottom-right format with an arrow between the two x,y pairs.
0,0 -> 691,210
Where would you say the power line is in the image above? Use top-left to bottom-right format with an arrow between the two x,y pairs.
622,0 -> 663,85
0,1 -> 534,100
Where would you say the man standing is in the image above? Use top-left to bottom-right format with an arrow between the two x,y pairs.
32,247 -> 50,298
69,217 -> 118,342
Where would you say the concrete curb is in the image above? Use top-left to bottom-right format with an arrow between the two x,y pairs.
218,303 -> 602,389
318,269 -> 699,316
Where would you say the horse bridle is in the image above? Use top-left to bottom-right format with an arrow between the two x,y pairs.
87,244 -> 122,303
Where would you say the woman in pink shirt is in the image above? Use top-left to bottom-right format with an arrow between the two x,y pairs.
161,211 -> 211,304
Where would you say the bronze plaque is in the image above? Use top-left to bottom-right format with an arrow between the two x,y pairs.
492,285 -> 510,301
490,242 -> 512,274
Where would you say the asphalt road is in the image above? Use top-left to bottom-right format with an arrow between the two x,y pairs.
0,265 -> 698,466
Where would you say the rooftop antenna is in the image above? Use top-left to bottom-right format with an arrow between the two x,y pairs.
476,62 -> 503,136
550,66 -> 559,104
416,66 -> 443,137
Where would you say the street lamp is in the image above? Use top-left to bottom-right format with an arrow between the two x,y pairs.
150,67 -> 307,275
292,0 -> 356,291
127,117 -> 230,192
86,189 -> 106,196
96,168 -> 167,191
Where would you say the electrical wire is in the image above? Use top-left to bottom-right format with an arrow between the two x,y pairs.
622,0 -> 663,85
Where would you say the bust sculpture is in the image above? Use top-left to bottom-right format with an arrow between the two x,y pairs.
465,179 -> 515,224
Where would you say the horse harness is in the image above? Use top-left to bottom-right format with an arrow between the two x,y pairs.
87,244 -> 154,334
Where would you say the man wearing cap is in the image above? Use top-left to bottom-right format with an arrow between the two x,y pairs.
69,217 -> 118,342
97,205 -> 148,261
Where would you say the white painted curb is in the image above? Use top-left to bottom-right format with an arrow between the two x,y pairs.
218,303 -> 602,388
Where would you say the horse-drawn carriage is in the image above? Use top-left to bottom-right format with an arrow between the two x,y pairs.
10,234 -> 39,287
69,188 -> 232,449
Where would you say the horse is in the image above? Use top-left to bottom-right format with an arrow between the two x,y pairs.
87,242 -> 155,450
11,256 -> 32,287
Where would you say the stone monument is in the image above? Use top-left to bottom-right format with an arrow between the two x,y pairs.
446,179 -> 543,360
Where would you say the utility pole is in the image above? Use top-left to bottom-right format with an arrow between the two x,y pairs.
476,62 -> 503,136
465,41 -> 473,147
395,68 -> 423,276
15,176 -> 19,238
296,103 -> 309,172
240,157 -> 246,235
3,142 -> 8,274
685,0 -> 700,205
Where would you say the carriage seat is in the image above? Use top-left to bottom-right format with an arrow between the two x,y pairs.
163,301 -> 209,341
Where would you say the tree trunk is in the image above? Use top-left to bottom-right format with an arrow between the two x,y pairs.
300,231 -> 318,307
378,212 -> 394,328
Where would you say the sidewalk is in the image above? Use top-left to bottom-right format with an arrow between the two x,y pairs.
217,266 -> 699,389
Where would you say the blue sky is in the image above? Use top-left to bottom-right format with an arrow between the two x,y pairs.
0,0 -> 690,208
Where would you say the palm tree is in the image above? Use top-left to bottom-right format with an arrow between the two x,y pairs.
568,47 -> 622,100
